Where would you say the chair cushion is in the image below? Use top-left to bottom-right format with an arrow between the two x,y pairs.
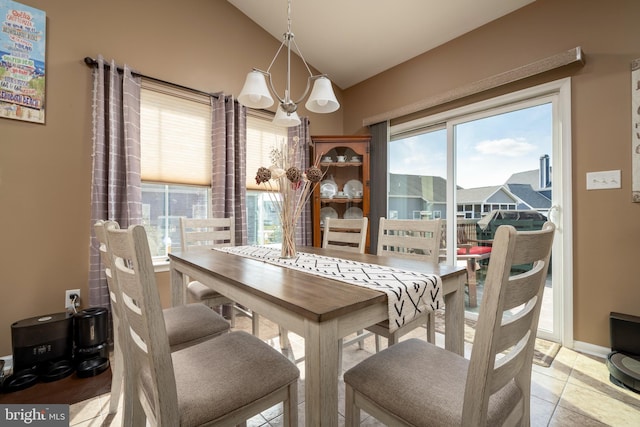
141,331 -> 300,426
457,246 -> 492,256
344,338 -> 522,426
163,303 -> 230,351
187,280 -> 223,300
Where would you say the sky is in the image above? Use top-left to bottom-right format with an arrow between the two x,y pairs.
389,103 -> 552,189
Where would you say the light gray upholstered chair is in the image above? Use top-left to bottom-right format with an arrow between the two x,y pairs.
94,220 -> 230,420
106,224 -> 300,426
344,222 -> 555,426
180,217 -> 260,336
367,218 -> 443,351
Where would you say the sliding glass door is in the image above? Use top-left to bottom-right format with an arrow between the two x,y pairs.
389,79 -> 573,343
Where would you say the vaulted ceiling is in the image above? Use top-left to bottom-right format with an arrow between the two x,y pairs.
227,0 -> 535,89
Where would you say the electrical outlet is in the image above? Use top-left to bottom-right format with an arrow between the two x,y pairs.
65,289 -> 81,310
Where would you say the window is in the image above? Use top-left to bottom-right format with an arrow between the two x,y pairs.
140,81 -> 212,258
139,86 -> 290,255
141,183 -> 210,256
245,112 -> 287,245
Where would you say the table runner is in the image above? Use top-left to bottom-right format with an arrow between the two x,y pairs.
214,246 -> 443,333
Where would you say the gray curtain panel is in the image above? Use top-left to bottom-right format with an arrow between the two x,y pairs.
88,56 -> 142,308
289,117 -> 313,246
211,94 -> 248,245
368,121 -> 389,254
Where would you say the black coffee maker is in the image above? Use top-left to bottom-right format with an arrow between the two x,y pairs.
74,307 -> 110,378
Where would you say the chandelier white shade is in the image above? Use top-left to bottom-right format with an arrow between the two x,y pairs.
238,71 -> 274,109
237,0 -> 339,127
273,105 -> 301,127
305,76 -> 339,113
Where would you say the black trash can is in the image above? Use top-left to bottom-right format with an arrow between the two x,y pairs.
74,307 -> 110,378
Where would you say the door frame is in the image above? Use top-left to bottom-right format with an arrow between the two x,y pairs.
390,78 -> 573,346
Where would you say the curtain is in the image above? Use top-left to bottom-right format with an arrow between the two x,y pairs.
211,93 -> 247,245
368,121 -> 389,254
88,56 -> 142,308
289,117 -> 313,246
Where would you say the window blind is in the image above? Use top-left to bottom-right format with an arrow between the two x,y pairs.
140,80 -> 212,186
246,112 -> 288,190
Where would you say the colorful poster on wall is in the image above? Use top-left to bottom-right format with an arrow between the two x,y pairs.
0,0 -> 46,124
632,59 -> 640,202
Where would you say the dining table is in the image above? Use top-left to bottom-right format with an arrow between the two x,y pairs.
169,245 -> 466,427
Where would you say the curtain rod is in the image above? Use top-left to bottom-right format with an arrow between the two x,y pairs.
83,56 -> 219,100
363,46 -> 584,126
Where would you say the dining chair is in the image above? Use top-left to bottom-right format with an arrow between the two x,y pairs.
106,223 -> 300,426
322,217 -> 368,253
94,220 -> 230,419
454,220 -> 492,308
367,217 -> 443,351
180,217 -> 259,336
344,222 -> 555,426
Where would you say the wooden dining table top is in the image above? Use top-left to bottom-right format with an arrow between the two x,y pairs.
169,245 -> 466,323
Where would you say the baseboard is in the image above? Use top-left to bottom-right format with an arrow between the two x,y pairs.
572,340 -> 610,359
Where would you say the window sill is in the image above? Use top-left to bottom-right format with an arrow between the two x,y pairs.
153,258 -> 170,273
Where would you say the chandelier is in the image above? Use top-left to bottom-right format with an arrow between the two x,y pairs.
238,0 -> 339,127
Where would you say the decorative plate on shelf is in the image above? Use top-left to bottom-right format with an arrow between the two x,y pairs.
320,179 -> 338,198
319,207 -> 338,225
344,207 -> 363,219
343,179 -> 363,198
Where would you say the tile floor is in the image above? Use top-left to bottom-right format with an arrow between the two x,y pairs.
69,314 -> 640,426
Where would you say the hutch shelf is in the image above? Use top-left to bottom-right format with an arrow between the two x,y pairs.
311,135 -> 371,251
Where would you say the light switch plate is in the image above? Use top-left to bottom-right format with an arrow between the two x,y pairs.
586,170 -> 621,190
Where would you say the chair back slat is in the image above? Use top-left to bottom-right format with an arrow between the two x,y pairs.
462,221 -> 554,425
94,220 -> 121,309
180,217 -> 235,250
377,218 -> 442,263
106,225 -> 179,426
502,264 -> 547,311
495,301 -> 537,354
489,330 -> 531,394
322,217 -> 368,253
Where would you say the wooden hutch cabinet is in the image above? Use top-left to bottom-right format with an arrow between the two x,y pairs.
311,135 -> 371,251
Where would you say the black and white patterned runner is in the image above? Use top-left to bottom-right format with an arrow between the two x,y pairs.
214,246 -> 443,333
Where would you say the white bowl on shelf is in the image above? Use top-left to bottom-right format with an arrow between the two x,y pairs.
343,179 -> 363,198
344,207 -> 363,219
320,180 -> 338,198
320,207 -> 339,225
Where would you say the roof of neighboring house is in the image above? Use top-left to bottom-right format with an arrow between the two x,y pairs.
506,169 -> 541,190
456,185 -> 522,205
506,183 -> 552,209
389,174 -> 550,210
388,173 -> 447,202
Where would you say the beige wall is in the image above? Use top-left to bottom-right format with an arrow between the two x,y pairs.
342,0 -> 640,349
0,0 -> 637,356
